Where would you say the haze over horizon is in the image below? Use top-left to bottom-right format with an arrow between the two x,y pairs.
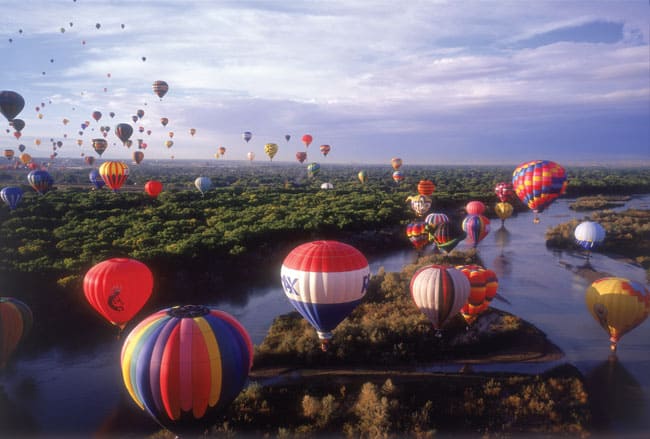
1,0 -> 648,166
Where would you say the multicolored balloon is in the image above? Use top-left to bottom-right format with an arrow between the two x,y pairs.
574,221 -> 606,250
27,170 -> 53,195
132,151 -> 144,165
392,170 -> 404,184
494,182 -> 513,203
115,123 -> 134,145
406,221 -> 429,251
431,221 -> 466,254
99,161 -> 129,191
512,160 -> 568,223
391,157 -> 402,170
319,144 -> 331,156
586,277 -> 649,352
462,214 -> 490,248
0,297 -> 33,368
424,212 -> 449,234
121,305 -> 253,435
280,240 -> 370,351
406,194 -> 432,217
410,265 -> 470,333
83,258 -> 153,330
92,138 -> 108,156
455,265 -> 498,325
307,162 -> 320,178
152,80 -> 169,99
1,186 -> 23,210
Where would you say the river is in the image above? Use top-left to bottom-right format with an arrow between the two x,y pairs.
1,195 -> 649,437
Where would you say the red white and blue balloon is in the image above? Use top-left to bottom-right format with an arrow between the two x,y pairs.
280,240 -> 370,350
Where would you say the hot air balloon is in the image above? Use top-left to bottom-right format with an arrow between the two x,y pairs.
83,258 -> 153,330
431,221 -> 466,254
424,212 -> 449,233
264,143 -> 278,161
292,151 -> 306,163
131,115 -> 138,123
417,180 -> 435,196
0,90 -> 25,121
307,162 -> 320,178
194,176 -> 212,195
218,146 -> 226,157
465,201 -> 486,215
144,180 -> 163,198
84,156 -> 95,166
92,111 -> 102,122
115,123 -> 134,145
242,131 -> 252,143
495,182 -> 513,202
512,160 -> 568,223
406,221 -> 429,251
189,128 -> 196,136
575,221 -> 606,251
320,182 -> 334,189
0,297 -> 32,368
247,152 -> 255,162
358,170 -> 367,184
132,151 -> 144,165
410,265 -> 471,334
136,109 -> 145,119
586,277 -> 649,352
99,161 -> 129,191
1,187 -> 23,210
281,240 -> 370,351
392,170 -> 404,184
10,118 -> 25,132
168,131 -> 174,139
301,134 -> 313,148
27,170 -> 53,195
109,111 -> 115,118
92,138 -> 108,156
19,152 -> 32,165
4,149 -> 14,160
494,202 -> 513,224
285,134 -> 291,142
152,80 -> 169,99
89,169 -> 105,190
406,194 -> 432,217
462,214 -> 490,248
391,157 -> 402,170
160,117 -> 169,127
120,305 -> 253,435
18,144 -> 25,152
319,144 -> 331,157
455,265 -> 498,325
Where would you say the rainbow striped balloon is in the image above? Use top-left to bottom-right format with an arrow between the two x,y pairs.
512,160 -> 567,216
121,305 -> 253,434
281,240 -> 370,350
462,214 -> 491,248
98,161 -> 129,191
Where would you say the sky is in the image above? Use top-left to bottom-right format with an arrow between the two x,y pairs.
0,0 -> 648,166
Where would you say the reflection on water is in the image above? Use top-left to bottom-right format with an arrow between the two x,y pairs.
1,195 -> 649,436
585,354 -> 646,433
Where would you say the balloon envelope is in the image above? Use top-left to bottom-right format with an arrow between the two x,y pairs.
410,265 -> 470,331
466,201 -> 486,215
194,176 -> 212,195
418,180 -> 435,196
585,277 -> 649,351
0,90 -> 25,121
27,170 -> 53,195
264,143 -> 278,160
296,151 -> 307,163
0,297 -> 33,368
115,123 -> 134,144
280,241 -> 370,349
144,180 -> 163,198
462,214 -> 490,247
406,221 -> 429,250
99,161 -> 129,191
1,186 -> 23,210
83,258 -> 153,329
301,134 -> 313,147
121,305 -> 253,434
89,169 -> 105,189
92,138 -> 108,156
152,80 -> 169,99
495,182 -> 513,202
575,221 -> 606,250
512,160 -> 567,217
455,265 -> 498,324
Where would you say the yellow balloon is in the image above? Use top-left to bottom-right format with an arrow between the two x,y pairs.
264,143 -> 278,161
586,277 -> 649,352
495,202 -> 513,221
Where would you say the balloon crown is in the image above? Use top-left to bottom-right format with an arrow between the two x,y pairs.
167,304 -> 210,318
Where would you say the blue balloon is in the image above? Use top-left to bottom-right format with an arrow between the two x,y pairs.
89,169 -> 105,189
194,176 -> 212,195
27,170 -> 53,195
0,186 -> 23,209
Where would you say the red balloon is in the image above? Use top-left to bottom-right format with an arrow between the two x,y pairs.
83,258 -> 153,330
144,180 -> 163,198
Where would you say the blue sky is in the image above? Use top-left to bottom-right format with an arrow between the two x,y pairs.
1,0 -> 648,165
